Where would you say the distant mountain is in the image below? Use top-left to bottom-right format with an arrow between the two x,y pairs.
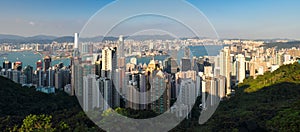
53,36 -> 74,43
126,35 -> 175,41
27,35 -> 58,40
0,34 -> 26,40
0,34 -> 181,44
263,41 -> 300,49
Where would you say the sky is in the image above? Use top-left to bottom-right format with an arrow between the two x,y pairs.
0,0 -> 299,39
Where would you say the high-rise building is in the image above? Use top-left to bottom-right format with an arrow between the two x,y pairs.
236,54 -> 246,83
101,47 -> 119,108
74,33 -> 79,49
3,61 -> 12,70
23,65 -> 33,84
55,70 -> 63,89
19,74 -> 27,85
13,61 -> 22,71
150,71 -> 170,114
43,56 -> 52,72
36,60 -> 43,70
179,79 -> 196,108
45,68 -> 55,87
118,35 -> 125,57
12,70 -> 21,83
99,78 -> 113,111
81,43 -> 93,54
181,58 -> 191,72
83,74 -> 101,111
36,69 -> 43,87
219,47 -> 231,95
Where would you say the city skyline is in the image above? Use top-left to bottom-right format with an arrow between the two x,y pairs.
0,0 -> 299,39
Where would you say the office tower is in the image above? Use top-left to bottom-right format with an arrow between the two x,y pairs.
181,58 -> 191,72
196,75 -> 202,97
19,74 -> 27,85
179,79 -> 196,107
72,57 -> 82,97
101,47 -> 117,78
23,65 -> 33,84
74,33 -> 79,49
83,74 -> 100,111
14,61 -> 22,71
82,63 -> 95,76
165,57 -> 179,74
118,35 -> 125,57
71,32 -> 82,96
36,60 -> 43,70
12,70 -> 21,83
217,75 -> 226,99
236,54 -> 246,83
201,76 -> 206,109
95,55 -> 102,76
139,73 -> 147,110
150,71 -> 170,114
43,56 -> 52,72
3,61 -> 12,70
55,70 -> 63,89
36,69 -> 43,87
101,47 -> 119,108
184,47 -> 191,58
81,43 -> 93,54
6,69 -> 13,80
45,68 -> 55,87
219,47 -> 231,95
204,65 -> 213,77
99,78 -> 113,111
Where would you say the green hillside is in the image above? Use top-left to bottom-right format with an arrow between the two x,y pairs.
192,63 -> 300,131
0,76 -> 101,131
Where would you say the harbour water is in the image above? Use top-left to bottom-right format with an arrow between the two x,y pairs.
0,45 -> 223,69
0,51 -> 70,69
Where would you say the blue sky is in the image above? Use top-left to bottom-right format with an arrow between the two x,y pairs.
0,0 -> 299,39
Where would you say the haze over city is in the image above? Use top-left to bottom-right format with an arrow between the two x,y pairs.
0,0 -> 300,39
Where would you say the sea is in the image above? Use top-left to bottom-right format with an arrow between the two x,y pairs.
0,51 -> 70,69
0,45 -> 224,69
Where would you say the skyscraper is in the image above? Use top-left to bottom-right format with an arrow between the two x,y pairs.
219,47 -> 231,95
36,60 -> 43,70
83,74 -> 101,111
13,61 -> 22,71
74,33 -> 79,49
3,61 -> 12,70
23,65 -> 33,84
44,56 -> 52,72
150,71 -> 170,114
181,58 -> 191,72
101,47 -> 117,78
236,54 -> 246,83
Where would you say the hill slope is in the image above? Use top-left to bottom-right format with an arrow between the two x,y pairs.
0,76 -> 100,131
189,63 -> 300,131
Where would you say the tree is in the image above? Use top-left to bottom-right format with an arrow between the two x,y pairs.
18,114 -> 55,132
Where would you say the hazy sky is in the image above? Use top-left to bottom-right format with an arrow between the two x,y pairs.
0,0 -> 299,39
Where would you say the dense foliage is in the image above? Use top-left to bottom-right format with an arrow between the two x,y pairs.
187,63 -> 300,131
0,76 -> 101,131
